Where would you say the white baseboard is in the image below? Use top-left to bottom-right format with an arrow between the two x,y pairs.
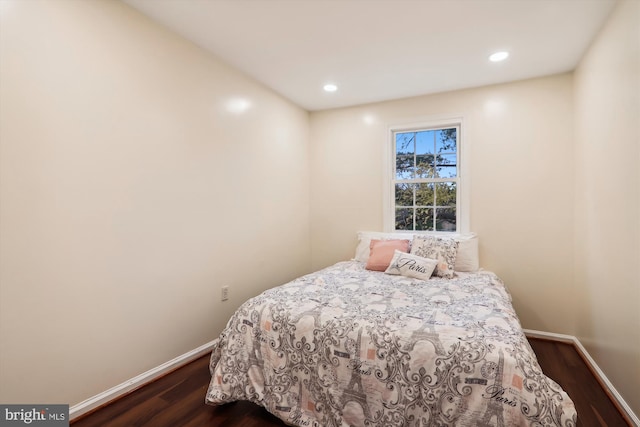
524,329 -> 639,426
69,340 -> 216,421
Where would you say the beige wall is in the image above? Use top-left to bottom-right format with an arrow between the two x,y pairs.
310,74 -> 576,334
0,0 -> 310,405
573,0 -> 640,415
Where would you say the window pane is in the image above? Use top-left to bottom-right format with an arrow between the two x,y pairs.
436,153 -> 457,166
416,130 -> 434,155
415,183 -> 434,206
435,154 -> 457,178
415,208 -> 434,231
396,132 -> 415,155
416,154 -> 435,178
435,208 -> 456,231
396,155 -> 414,179
435,182 -> 456,207
436,166 -> 456,178
395,183 -> 414,206
395,208 -> 414,230
436,128 -> 457,153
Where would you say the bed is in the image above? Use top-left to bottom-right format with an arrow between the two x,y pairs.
205,233 -> 577,426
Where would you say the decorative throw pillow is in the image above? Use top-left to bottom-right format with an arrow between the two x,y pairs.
385,250 -> 438,281
365,239 -> 410,272
354,231 -> 414,262
410,236 -> 459,278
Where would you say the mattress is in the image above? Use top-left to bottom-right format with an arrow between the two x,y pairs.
205,261 -> 576,426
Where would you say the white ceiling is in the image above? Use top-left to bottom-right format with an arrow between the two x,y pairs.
123,0 -> 617,111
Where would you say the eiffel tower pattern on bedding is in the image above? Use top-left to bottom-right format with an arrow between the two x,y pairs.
205,261 -> 576,426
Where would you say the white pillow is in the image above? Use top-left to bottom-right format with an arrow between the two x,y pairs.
452,233 -> 479,272
385,250 -> 438,281
354,231 -> 479,272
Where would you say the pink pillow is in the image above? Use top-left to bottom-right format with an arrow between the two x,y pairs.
365,239 -> 410,271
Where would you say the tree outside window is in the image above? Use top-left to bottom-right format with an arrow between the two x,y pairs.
393,127 -> 458,232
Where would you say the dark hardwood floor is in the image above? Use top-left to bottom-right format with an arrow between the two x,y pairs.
72,338 -> 631,427
528,339 -> 630,427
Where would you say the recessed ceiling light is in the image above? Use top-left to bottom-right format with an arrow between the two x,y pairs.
225,97 -> 252,114
489,51 -> 509,62
323,83 -> 338,92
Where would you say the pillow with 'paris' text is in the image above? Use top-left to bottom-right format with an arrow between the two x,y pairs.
385,250 -> 438,281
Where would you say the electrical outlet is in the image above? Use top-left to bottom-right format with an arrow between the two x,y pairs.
221,285 -> 229,301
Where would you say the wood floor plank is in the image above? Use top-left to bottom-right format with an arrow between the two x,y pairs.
72,338 -> 631,426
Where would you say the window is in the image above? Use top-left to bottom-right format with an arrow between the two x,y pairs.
385,121 -> 463,233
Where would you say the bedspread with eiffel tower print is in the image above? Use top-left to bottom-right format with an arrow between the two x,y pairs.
205,261 -> 576,426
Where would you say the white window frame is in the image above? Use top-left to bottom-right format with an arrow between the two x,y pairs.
383,117 -> 469,234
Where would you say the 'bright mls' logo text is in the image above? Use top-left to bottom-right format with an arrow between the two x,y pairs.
0,405 -> 68,426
